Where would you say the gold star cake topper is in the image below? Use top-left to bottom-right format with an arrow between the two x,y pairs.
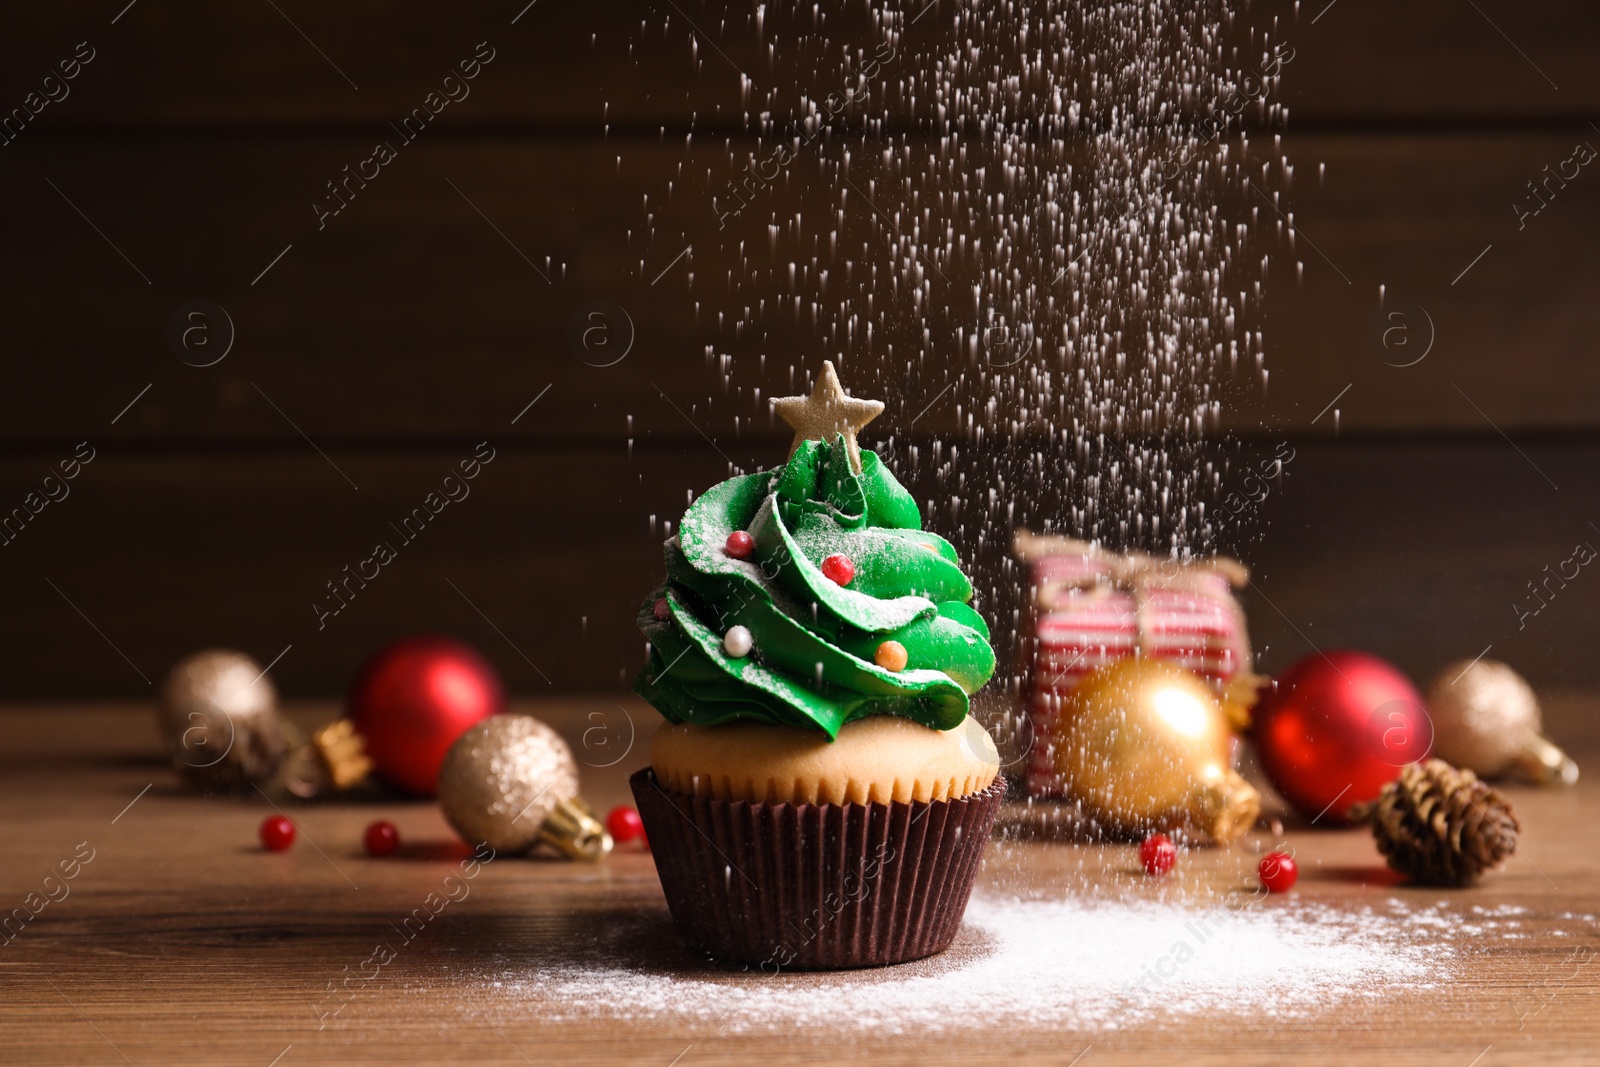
772,361 -> 884,474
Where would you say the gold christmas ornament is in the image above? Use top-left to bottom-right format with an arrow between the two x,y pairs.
1051,659 -> 1259,844
436,715 -> 611,860
771,360 -> 884,474
1425,659 -> 1577,785
159,650 -> 289,790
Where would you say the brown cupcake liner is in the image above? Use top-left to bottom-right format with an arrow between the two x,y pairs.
630,767 -> 1004,970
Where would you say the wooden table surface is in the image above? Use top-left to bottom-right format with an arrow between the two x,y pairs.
4,697 -> 1598,1067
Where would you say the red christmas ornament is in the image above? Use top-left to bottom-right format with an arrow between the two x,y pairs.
606,805 -> 645,845
259,814 -> 296,852
1140,833 -> 1177,876
724,531 -> 755,559
346,636 -> 504,797
1259,852 -> 1298,893
1252,650 -> 1431,825
363,820 -> 400,857
820,553 -> 856,586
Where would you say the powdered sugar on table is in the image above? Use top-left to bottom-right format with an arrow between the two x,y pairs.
464,895 -> 1573,1033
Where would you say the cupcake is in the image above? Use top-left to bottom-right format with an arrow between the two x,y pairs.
630,362 -> 1002,970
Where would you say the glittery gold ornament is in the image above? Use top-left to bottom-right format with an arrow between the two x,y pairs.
436,715 -> 611,860
159,650 -> 289,790
771,360 -> 884,474
1425,659 -> 1577,785
1051,659 -> 1259,844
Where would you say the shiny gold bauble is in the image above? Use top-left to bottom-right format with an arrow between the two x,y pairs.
1051,659 -> 1259,844
159,650 -> 289,790
1426,659 -> 1577,785
436,715 -> 611,860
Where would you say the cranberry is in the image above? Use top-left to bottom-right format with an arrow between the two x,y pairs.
259,815 -> 296,852
363,820 -> 400,857
607,805 -> 645,845
1259,851 -> 1299,893
1140,833 -> 1177,876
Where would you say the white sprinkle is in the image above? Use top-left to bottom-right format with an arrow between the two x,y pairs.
724,625 -> 754,657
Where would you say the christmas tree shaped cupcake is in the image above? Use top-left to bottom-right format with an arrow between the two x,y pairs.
631,362 -> 1003,970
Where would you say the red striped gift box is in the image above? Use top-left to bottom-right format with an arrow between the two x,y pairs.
1015,532 -> 1259,799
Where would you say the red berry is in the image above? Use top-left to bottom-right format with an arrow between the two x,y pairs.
652,597 -> 670,621
820,554 -> 855,586
363,820 -> 400,857
259,815 -> 296,852
1140,833 -> 1177,876
724,531 -> 755,559
607,805 -> 645,845
1259,851 -> 1298,893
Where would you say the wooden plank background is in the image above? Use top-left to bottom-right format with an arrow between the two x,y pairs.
2,1 -> 1598,697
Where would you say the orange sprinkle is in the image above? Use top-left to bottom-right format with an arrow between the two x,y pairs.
874,640 -> 909,673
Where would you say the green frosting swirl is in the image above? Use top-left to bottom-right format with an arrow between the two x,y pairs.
634,436 -> 995,738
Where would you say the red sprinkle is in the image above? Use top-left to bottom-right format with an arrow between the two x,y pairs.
820,554 -> 856,586
724,531 -> 755,559
652,597 -> 671,621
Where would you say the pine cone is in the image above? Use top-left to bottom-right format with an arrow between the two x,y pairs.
1352,759 -> 1520,886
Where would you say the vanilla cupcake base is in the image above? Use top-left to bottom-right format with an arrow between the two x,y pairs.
632,765 -> 1003,970
651,714 -> 1001,805
639,716 -> 1005,969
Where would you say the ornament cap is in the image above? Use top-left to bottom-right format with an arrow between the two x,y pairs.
309,718 -> 375,793
1513,733 -> 1579,786
1193,769 -> 1261,845
538,796 -> 614,861
1222,671 -> 1268,733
